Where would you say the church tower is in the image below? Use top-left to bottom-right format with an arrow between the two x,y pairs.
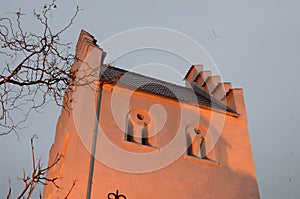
43,30 -> 260,199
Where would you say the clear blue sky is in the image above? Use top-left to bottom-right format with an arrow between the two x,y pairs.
0,0 -> 299,198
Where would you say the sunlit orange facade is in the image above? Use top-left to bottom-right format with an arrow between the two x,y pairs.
43,30 -> 260,199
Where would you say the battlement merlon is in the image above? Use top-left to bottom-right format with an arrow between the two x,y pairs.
184,65 -> 247,119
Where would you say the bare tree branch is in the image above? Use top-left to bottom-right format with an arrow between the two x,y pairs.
0,0 -> 98,136
63,180 -> 77,199
6,179 -> 12,199
3,136 -> 58,198
5,135 -> 76,198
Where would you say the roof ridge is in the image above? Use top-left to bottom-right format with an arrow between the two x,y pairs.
101,64 -> 237,115
104,64 -> 193,90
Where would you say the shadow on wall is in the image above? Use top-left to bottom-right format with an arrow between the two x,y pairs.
211,130 -> 260,199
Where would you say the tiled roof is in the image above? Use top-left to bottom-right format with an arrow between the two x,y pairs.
100,65 -> 237,114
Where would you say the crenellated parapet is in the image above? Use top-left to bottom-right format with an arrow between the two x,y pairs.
184,64 -> 204,88
184,65 -> 247,118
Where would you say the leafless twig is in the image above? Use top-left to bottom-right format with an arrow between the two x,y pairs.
63,179 -> 77,199
0,0 -> 99,136
5,135 -> 64,199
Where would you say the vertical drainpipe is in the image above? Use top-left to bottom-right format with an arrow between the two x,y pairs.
86,53 -> 106,199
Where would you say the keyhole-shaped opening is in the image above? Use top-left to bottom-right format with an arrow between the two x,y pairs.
137,113 -> 144,120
